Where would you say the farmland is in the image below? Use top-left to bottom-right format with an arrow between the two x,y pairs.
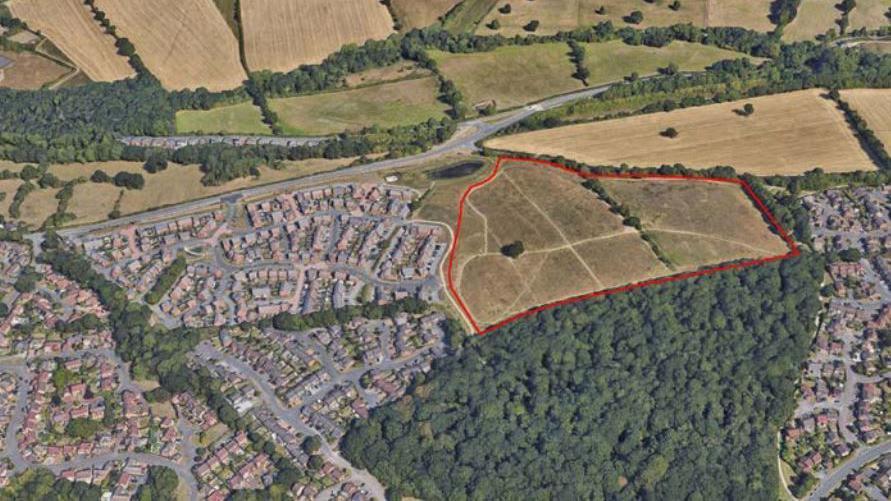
175,102 -> 270,135
782,0 -> 839,41
8,0 -> 134,82
390,0 -> 461,30
848,0 -> 891,31
429,43 -> 583,110
582,41 -> 759,84
705,0 -> 775,32
449,159 -> 789,329
486,89 -> 877,175
269,76 -> 449,136
0,50 -> 71,89
93,0 -> 246,91
840,88 -> 891,148
241,0 -> 394,73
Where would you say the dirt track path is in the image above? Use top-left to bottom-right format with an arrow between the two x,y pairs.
649,227 -> 782,256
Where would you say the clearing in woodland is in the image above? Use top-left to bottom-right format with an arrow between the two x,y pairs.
429,43 -> 582,110
476,0 -> 773,36
94,0 -> 246,91
390,0 -> 462,30
176,102 -> 270,135
447,158 -> 794,333
241,0 -> 395,73
839,89 -> 891,148
486,89 -> 876,175
8,0 -> 134,82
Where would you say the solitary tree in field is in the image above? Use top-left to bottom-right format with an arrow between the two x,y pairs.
524,20 -> 540,32
488,19 -> 501,30
669,0 -> 682,10
595,6 -> 606,15
499,3 -> 512,14
742,103 -> 755,116
501,241 -> 525,259
660,127 -> 679,139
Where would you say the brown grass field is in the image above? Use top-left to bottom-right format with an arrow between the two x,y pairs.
0,179 -> 23,219
848,0 -> 891,31
859,42 -> 891,55
17,187 -> 59,228
0,50 -> 71,89
8,0 -> 134,82
450,160 -> 790,329
390,0 -> 462,29
782,0 -> 839,42
343,62 -> 430,87
429,43 -> 582,109
94,0 -> 246,91
477,0 -> 773,36
241,0 -> 395,73
599,179 -> 791,265
486,89 -> 876,175
840,89 -> 891,149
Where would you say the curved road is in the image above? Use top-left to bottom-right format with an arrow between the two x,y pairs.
807,441 -> 891,500
58,84 -> 612,240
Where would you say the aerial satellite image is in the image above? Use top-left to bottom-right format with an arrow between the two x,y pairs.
0,0 -> 890,499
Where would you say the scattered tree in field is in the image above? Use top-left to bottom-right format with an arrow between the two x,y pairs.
501,241 -> 525,258
499,3 -> 512,14
487,19 -> 501,30
143,153 -> 168,173
91,170 -> 112,184
660,127 -> 679,138
735,103 -> 756,116
624,10 -> 644,24
669,0 -> 681,10
112,171 -> 145,190
626,71 -> 640,82
524,20 -> 540,32
595,6 -> 606,15
659,62 -> 679,75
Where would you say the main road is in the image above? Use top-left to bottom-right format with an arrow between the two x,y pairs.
58,84 -> 612,239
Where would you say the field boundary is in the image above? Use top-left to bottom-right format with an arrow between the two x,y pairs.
445,156 -> 801,335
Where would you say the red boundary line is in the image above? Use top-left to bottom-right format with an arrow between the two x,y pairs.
445,156 -> 801,336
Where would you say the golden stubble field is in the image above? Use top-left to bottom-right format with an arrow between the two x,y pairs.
94,0 -> 246,91
390,0 -> 461,29
8,0 -> 134,82
486,89 -> 876,175
241,0 -> 395,73
477,0 -> 774,36
449,160 -> 791,330
840,89 -> 891,148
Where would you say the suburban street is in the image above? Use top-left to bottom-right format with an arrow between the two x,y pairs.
807,441 -> 891,501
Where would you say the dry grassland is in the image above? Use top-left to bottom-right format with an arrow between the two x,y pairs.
17,188 -> 59,227
848,0 -> 891,31
241,0 -> 395,73
429,43 -> 582,109
451,160 -> 793,328
453,161 -> 644,327
343,62 -> 430,87
0,50 -> 71,89
782,0 -> 839,42
0,179 -> 23,219
8,0 -> 134,82
859,42 -> 891,55
840,89 -> 891,148
706,0 -> 775,31
486,89 -> 876,175
67,183 -> 122,226
390,0 -> 462,29
94,0 -> 246,91
599,179 -> 790,267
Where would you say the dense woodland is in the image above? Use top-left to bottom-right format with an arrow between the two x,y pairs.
342,254 -> 823,500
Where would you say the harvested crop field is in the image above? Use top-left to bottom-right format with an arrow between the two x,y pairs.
269,77 -> 449,136
0,50 -> 71,89
486,89 -> 876,175
782,0 -> 839,42
176,102 -> 270,135
429,43 -> 582,110
8,0 -> 134,82
839,89 -> 891,148
448,159 -> 793,331
94,0 -> 246,91
241,0 -> 395,73
391,0 -> 461,29
583,41 -> 760,84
